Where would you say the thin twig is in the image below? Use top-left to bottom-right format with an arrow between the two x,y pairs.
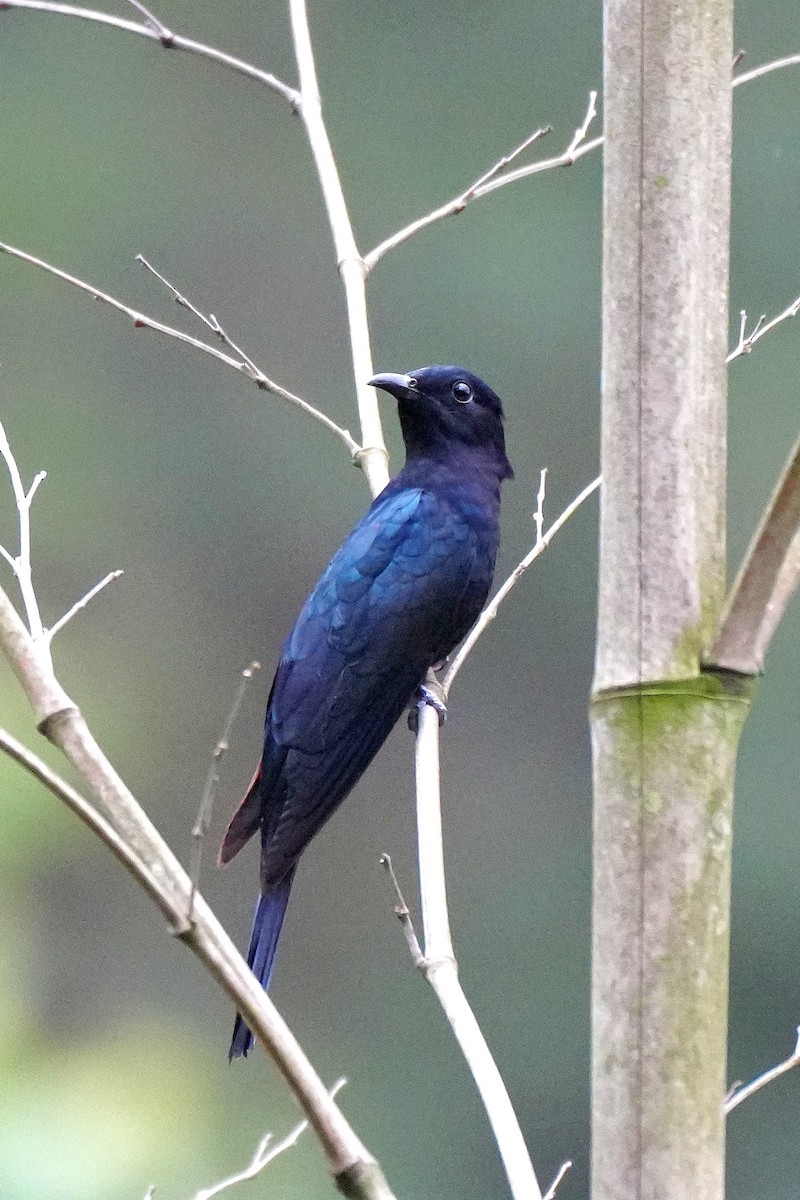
136,255 -> 273,386
726,292 -> 800,362
0,0 -> 299,105
379,853 -> 424,967
47,569 -> 123,642
733,52 -> 800,87
123,0 -> 170,41
0,242 -> 360,457
366,96 -> 597,270
364,124 -> 552,270
192,1079 -> 346,1200
543,1160 -> 573,1200
443,474 -> 601,695
0,417 -> 48,648
189,661 -> 261,920
533,468 -> 548,547
709,430 -> 800,674
725,1027 -> 800,1113
287,0 -> 388,495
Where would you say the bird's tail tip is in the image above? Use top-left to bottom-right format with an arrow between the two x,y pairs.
227,870 -> 295,1061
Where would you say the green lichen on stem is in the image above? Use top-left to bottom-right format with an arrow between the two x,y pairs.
591,672 -> 752,1195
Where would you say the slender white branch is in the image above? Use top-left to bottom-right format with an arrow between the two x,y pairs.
733,52 -> 800,87
0,0 -> 299,105
365,96 -> 597,269
443,474 -> 601,695
136,255 -> 280,387
725,1027 -> 800,1113
192,1079 -> 346,1200
543,1161 -> 573,1200
0,242 -> 360,457
413,703 -> 543,1200
533,468 -> 548,546
26,470 -> 47,505
288,0 -> 388,495
47,569 -> 124,643
726,292 -> 800,362
0,417 -> 48,649
364,123 -> 551,270
123,0 -> 169,40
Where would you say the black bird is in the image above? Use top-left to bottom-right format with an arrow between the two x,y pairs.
220,365 -> 512,1057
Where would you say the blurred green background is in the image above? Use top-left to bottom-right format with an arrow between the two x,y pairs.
1,2 -> 799,1197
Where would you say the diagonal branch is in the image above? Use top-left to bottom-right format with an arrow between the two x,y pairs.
709,429 -> 800,675
726,291 -> 800,362
442,474 -> 601,695
0,0 -> 300,105
364,123 -> 553,271
47,569 -> 124,642
0,242 -> 360,457
365,95 -> 598,270
192,1078 -> 347,1200
725,1027 -> 800,1113
0,582 -> 396,1199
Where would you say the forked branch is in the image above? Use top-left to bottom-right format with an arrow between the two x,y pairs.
725,1027 -> 800,1113
0,242 -> 360,457
0,587 -> 395,1199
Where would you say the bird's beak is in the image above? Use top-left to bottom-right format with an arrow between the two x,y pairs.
368,372 -> 416,400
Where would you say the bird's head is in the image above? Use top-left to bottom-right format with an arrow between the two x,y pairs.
368,365 -> 513,480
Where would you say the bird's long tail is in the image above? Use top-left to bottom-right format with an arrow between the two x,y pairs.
229,868 -> 296,1060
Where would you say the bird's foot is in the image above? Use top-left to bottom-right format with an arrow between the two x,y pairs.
408,681 -> 447,732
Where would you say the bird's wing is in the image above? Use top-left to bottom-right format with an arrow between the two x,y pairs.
254,482 -> 485,882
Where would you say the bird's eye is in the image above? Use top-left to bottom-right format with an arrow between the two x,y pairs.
452,381 -> 473,403
407,377 -> 419,390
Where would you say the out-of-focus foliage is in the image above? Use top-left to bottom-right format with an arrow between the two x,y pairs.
0,2 -> 798,1197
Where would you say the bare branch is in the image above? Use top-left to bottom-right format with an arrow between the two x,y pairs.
365,48 -> 800,270
47,569 -> 123,643
533,467 -> 548,547
136,255 -> 274,385
0,416 -> 48,647
726,292 -> 800,362
379,853 -> 424,968
0,575 -> 394,1195
123,0 -> 170,41
443,474 -> 601,695
725,1027 -> 800,1113
733,52 -> 800,87
0,242 -> 361,457
709,430 -> 800,674
543,1161 -> 573,1200
189,660 -> 261,918
192,1078 -> 346,1200
364,123 -> 552,270
365,96 -> 597,270
0,0 -> 299,105
412,703 -> 543,1200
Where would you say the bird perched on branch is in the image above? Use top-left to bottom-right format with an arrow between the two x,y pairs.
220,365 -> 512,1058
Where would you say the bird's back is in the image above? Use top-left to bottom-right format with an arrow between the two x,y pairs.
222,459 -> 502,886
